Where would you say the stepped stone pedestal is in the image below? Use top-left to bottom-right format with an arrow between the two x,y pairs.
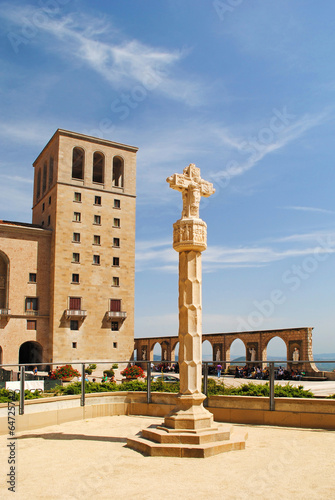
127,164 -> 247,457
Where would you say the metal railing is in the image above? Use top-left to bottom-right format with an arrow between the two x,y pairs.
0,359 -> 334,416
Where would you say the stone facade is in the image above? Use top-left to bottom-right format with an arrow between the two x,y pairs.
0,223 -> 51,365
0,129 -> 137,368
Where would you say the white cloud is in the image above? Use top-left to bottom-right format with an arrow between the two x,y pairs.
136,229 -> 335,273
211,109 -> 330,181
0,173 -> 32,184
0,4 -> 202,105
0,121 -> 53,145
282,206 -> 335,215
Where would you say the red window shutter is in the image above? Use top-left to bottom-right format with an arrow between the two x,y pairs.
110,299 -> 121,312
69,297 -> 81,310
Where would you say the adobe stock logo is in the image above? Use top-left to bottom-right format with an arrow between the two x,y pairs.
213,0 -> 244,21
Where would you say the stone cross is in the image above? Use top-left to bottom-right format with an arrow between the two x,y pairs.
127,163 -> 247,456
164,164 -> 215,428
167,164 -> 215,219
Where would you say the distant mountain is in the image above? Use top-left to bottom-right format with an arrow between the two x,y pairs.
311,353 -> 335,372
314,353 -> 335,360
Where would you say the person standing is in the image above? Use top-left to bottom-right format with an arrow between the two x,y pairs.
217,364 -> 222,378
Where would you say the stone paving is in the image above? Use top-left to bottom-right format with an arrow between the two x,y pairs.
0,415 -> 334,499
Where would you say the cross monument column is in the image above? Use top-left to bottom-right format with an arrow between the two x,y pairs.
127,163 -> 247,457
164,164 -> 215,429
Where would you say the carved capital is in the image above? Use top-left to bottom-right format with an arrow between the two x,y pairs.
173,219 -> 207,252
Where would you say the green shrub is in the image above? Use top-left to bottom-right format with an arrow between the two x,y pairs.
0,388 -> 43,403
85,364 -> 97,375
43,380 -> 315,399
216,382 -> 314,398
151,380 -> 180,393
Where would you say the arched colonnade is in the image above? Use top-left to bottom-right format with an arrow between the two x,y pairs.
134,327 -> 318,374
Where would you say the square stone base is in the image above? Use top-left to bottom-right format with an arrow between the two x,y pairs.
127,423 -> 247,458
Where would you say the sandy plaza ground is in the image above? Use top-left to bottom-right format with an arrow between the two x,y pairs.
0,414 -> 335,500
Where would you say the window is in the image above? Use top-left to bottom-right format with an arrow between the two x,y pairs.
73,212 -> 81,222
113,218 -> 120,228
113,342 -> 118,348
47,215 -> 51,226
94,195 -> 101,205
73,232 -> 80,243
72,252 -> 80,263
42,161 -> 47,193
48,196 -> 51,205
72,273 -> 79,284
74,192 -> 81,202
112,156 -> 124,187
110,299 -> 121,312
69,297 -> 81,310
72,147 -> 84,179
93,235 -> 101,245
113,257 -> 120,267
112,277 -> 119,287
93,215 -> 101,225
25,297 -> 38,312
92,152 -> 104,183
70,321 -> 79,331
113,237 -> 120,247
114,199 -> 120,209
36,169 -> 41,201
93,255 -> 100,265
27,320 -> 36,330
49,157 -> 54,186
72,342 -> 77,348
111,322 -> 119,331
29,273 -> 37,283
42,202 -> 45,212
0,252 -> 9,310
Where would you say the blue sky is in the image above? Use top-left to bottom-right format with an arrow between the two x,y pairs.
1,0 -> 335,356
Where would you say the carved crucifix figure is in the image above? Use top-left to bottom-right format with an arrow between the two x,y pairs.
167,164 -> 215,219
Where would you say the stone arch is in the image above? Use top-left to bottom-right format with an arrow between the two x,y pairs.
202,339 -> 213,360
265,335 -> 288,366
72,147 -> 85,180
92,151 -> 105,184
225,337 -> 247,366
0,250 -> 9,310
112,156 -> 124,187
19,341 -> 43,367
171,340 -> 179,361
151,342 -> 161,361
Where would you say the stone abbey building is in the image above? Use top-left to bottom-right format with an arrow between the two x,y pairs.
0,129 -> 137,368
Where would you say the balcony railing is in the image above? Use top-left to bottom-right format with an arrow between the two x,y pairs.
25,310 -> 38,316
0,308 -> 10,316
65,309 -> 87,318
107,311 -> 127,320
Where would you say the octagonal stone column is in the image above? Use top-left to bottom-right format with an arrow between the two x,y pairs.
163,171 -> 215,430
127,164 -> 247,456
